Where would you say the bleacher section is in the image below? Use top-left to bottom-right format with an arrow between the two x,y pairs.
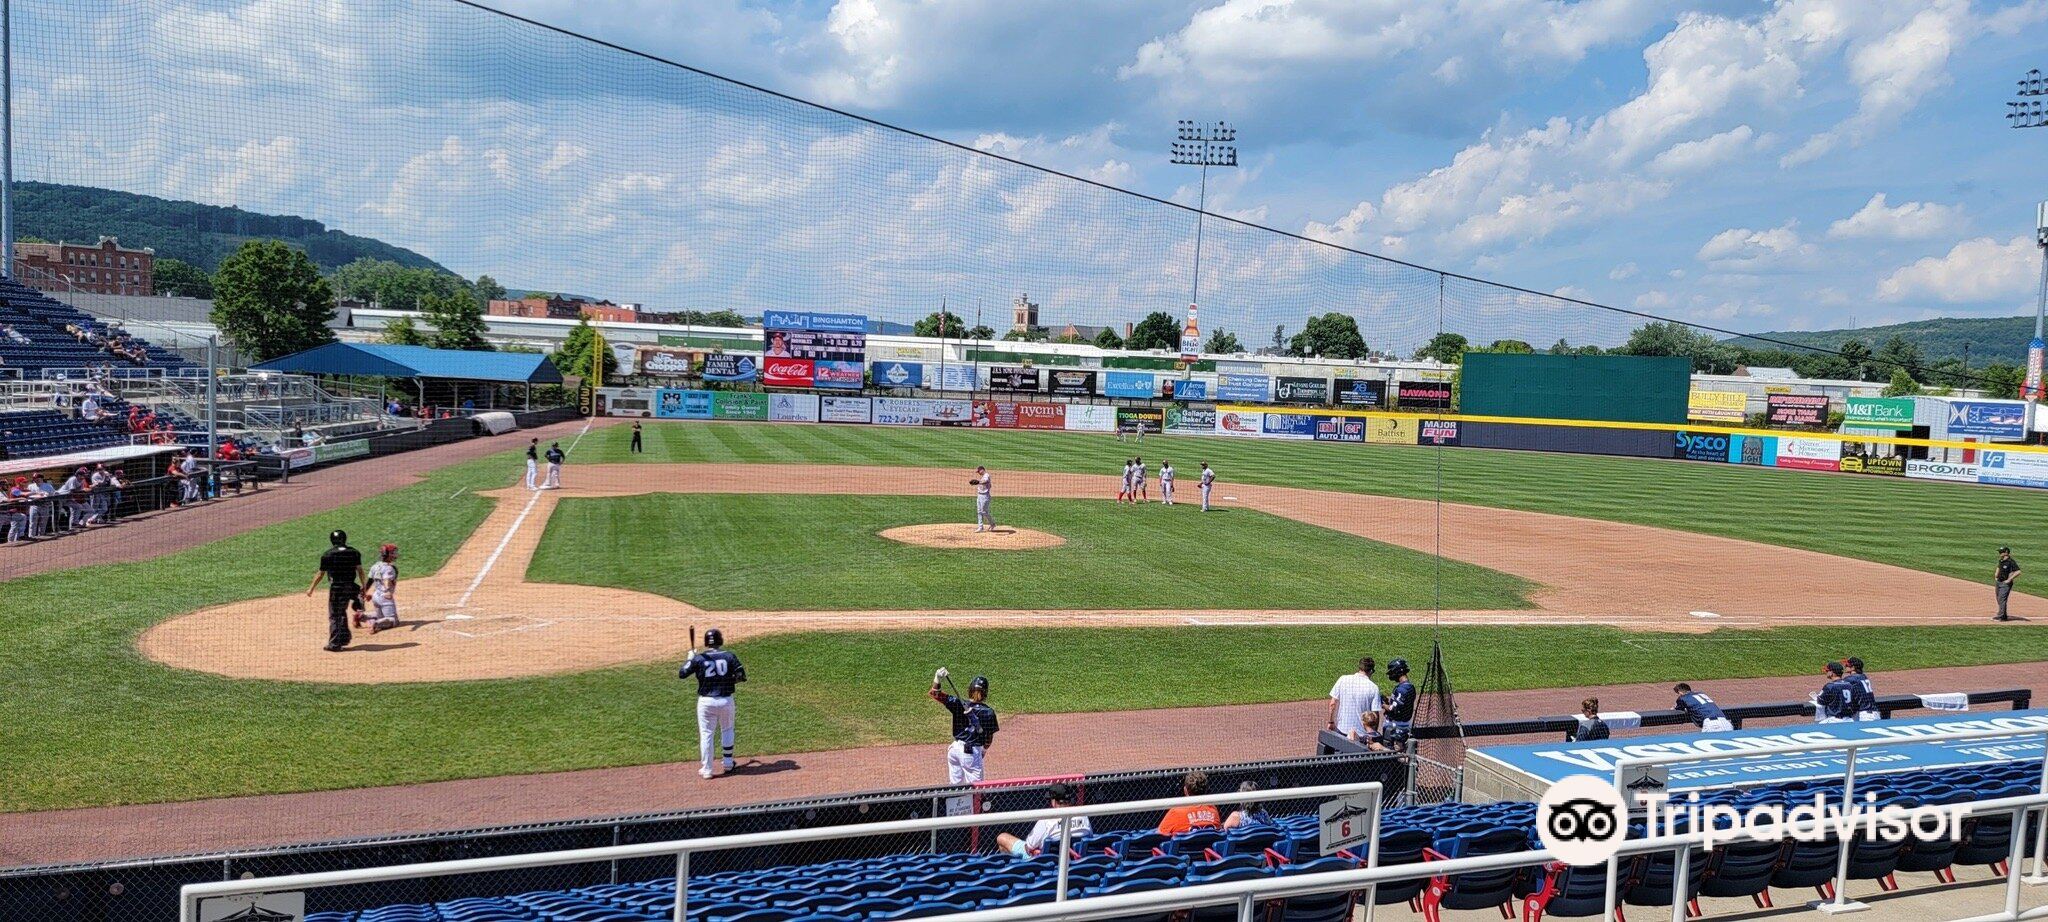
0,408 -> 129,458
0,278 -> 195,375
302,760 -> 2045,922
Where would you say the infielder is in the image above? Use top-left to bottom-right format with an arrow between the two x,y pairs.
524,438 -> 540,490
1199,462 -> 1215,511
358,543 -> 401,633
929,668 -> 998,783
1118,459 -> 1134,504
679,628 -> 746,778
542,441 -> 565,489
1159,460 -> 1175,505
970,466 -> 994,531
1133,456 -> 1148,502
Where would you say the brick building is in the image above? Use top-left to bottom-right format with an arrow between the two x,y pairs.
13,237 -> 155,296
488,296 -> 638,324
580,302 -> 639,324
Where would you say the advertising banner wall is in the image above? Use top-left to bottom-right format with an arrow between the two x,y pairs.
1775,436 -> 1841,471
766,328 -> 867,362
1727,433 -> 1777,466
1397,381 -> 1453,410
701,353 -> 759,382
637,347 -> 698,378
1103,371 -> 1157,398
1047,369 -> 1097,396
1905,459 -> 1980,483
1217,374 -> 1270,402
975,401 -> 1065,429
813,360 -> 865,389
761,357 -> 815,388
1314,415 -> 1365,442
1172,378 -> 1212,400
871,360 -> 924,389
1946,400 -> 2027,440
1766,393 -> 1829,426
1976,450 -> 2048,488
987,366 -> 1040,392
768,393 -> 820,422
1419,419 -> 1461,446
1845,396 -> 1914,430
1838,453 -> 1905,476
1261,412 -> 1318,439
821,395 -> 872,423
712,392 -> 770,420
1064,404 -> 1116,432
1274,376 -> 1329,404
1333,378 -> 1387,407
1215,409 -> 1265,437
1365,416 -> 1419,444
935,364 -> 977,392
1672,430 -> 1731,463
1165,405 -> 1217,433
313,439 -> 371,463
1686,390 -> 1748,423
872,343 -> 939,362
655,388 -> 714,419
598,386 -> 655,417
873,397 -> 975,426
1116,406 -> 1165,434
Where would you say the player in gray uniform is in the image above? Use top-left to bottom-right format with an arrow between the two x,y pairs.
1159,461 -> 1175,505
1118,459 -> 1135,505
970,466 -> 994,531
1199,462 -> 1215,511
1133,457 -> 1148,502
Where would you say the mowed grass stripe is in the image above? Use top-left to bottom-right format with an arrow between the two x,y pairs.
525,494 -> 1534,611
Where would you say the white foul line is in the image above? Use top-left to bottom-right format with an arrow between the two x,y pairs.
452,419 -> 592,609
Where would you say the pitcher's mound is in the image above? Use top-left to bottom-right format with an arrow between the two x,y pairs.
879,524 -> 1066,550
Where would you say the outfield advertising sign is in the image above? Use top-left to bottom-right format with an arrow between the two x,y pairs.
1165,405 -> 1217,433
1419,419 -> 1461,446
1117,406 -> 1164,434
1687,390 -> 1748,423
768,393 -> 820,423
1216,409 -> 1264,437
1366,416 -> 1419,445
1845,396 -> 1914,430
873,397 -> 974,426
1946,400 -> 2027,440
814,360 -> 865,389
762,310 -> 866,333
1217,374 -> 1270,402
1315,415 -> 1364,442
761,357 -> 815,388
596,386 -> 654,418
1064,404 -> 1116,432
311,439 -> 370,463
1673,431 -> 1731,463
872,360 -> 924,389
1172,378 -> 1212,401
713,392 -> 770,420
637,347 -> 697,378
1976,450 -> 2048,488
935,364 -> 977,392
1333,378 -> 1387,407
1274,376 -> 1329,404
820,395 -> 872,423
767,328 -> 866,362
1047,370 -> 1097,396
1775,436 -> 1840,471
701,353 -> 758,382
1727,434 -> 1777,466
655,388 -> 714,419
987,366 -> 1039,392
1398,381 -> 1453,410
1766,393 -> 1828,426
1103,371 -> 1157,398
975,401 -> 1065,430
1838,453 -> 1905,476
1261,412 -> 1317,440
1905,459 -> 1979,483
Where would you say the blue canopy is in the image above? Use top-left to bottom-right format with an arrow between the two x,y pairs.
251,343 -> 564,384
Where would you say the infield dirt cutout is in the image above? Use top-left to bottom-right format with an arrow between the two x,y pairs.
139,463 -> 2048,684
878,523 -> 1066,549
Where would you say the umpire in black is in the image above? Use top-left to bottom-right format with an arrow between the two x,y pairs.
306,529 -> 365,651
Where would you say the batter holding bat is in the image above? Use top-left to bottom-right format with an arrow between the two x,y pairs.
929,667 -> 998,783
679,626 -> 746,779
969,466 -> 994,532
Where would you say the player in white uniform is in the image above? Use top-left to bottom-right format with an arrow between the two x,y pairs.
1118,460 -> 1134,505
1199,462 -> 1215,511
1159,461 -> 1175,505
1133,457 -> 1148,502
359,543 -> 401,633
970,466 -> 994,531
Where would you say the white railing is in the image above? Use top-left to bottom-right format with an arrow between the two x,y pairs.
179,781 -> 1385,922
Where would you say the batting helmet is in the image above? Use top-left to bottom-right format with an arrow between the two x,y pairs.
330,529 -> 348,546
704,628 -> 725,648
1386,658 -> 1410,679
970,675 -> 989,695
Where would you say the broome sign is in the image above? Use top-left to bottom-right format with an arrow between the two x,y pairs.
1845,396 -> 1914,430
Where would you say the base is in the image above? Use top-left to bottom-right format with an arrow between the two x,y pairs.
1808,899 -> 1869,914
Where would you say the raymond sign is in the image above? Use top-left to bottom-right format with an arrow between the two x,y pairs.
1397,381 -> 1452,410
1766,393 -> 1829,426
1687,390 -> 1748,423
1845,396 -> 1914,430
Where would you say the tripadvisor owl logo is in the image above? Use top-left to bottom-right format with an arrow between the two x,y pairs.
1538,776 -> 1628,866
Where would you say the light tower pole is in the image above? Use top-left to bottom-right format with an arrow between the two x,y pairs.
1170,120 -> 1237,355
2008,69 -> 2047,437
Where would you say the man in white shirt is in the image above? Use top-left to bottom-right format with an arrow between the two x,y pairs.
1327,657 -> 1384,741
996,783 -> 1091,858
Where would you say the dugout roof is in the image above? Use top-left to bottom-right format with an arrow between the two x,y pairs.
252,343 -> 565,384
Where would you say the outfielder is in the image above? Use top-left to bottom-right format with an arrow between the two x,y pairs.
1199,462 -> 1215,511
679,628 -> 746,778
970,466 -> 994,531
1118,459 -> 1134,504
930,668 -> 998,783
1133,456 -> 1148,502
1159,461 -> 1175,505
524,438 -> 540,489
358,543 -> 401,633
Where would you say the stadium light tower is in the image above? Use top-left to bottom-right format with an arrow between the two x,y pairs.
1170,120 -> 1237,352
2008,69 -> 2048,426
2,0 -> 13,280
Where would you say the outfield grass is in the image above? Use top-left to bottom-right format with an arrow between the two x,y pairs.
580,420 -> 2047,594
526,494 -> 1533,611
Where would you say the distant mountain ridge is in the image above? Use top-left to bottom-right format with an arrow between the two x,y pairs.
1728,315 -> 2039,366
13,181 -> 446,275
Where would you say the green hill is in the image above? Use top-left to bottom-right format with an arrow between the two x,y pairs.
13,182 -> 446,274
1729,315 -> 2039,366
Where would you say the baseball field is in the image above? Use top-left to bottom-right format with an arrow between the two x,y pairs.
5,417 -> 2048,821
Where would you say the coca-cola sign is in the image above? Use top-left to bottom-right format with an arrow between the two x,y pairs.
763,358 -> 815,388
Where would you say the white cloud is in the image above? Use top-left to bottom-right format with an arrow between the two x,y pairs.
1647,125 -> 1757,174
1609,262 -> 1639,280
1825,193 -> 1966,240
1634,290 -> 1673,309
1876,235 -> 2038,303
1695,221 -> 1819,270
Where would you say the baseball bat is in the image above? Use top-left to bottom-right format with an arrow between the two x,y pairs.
690,625 -> 697,651
945,673 -> 962,699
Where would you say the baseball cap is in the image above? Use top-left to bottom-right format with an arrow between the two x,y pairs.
1047,782 -> 1075,802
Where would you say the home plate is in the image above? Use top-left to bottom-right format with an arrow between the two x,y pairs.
1690,611 -> 1720,619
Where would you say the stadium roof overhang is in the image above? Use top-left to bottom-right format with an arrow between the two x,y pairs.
251,342 -> 564,385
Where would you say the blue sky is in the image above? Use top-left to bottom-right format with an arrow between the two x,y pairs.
18,0 -> 2048,349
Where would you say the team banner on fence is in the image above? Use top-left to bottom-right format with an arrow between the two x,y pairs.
1686,389 -> 1748,423
820,395 -> 872,423
1775,436 -> 1841,471
1314,415 -> 1364,442
701,353 -> 759,382
1064,404 -> 1116,432
1673,430 -> 1731,463
1274,376 -> 1329,404
1844,396 -> 1914,430
1365,416 -> 1419,444
1261,412 -> 1317,439
1048,369 -> 1097,396
872,360 -> 924,389
1216,409 -> 1264,437
768,393 -> 820,422
1116,406 -> 1164,434
1419,419 -> 1461,446
873,397 -> 974,426
1217,374 -> 1270,402
1397,381 -> 1452,410
655,388 -> 714,419
987,366 -> 1039,392
1333,378 -> 1387,407
1977,450 -> 2048,488
935,364 -> 977,391
1165,405 -> 1216,433
1766,393 -> 1829,426
1947,400 -> 2027,440
1172,378 -> 1211,401
1728,433 -> 1777,466
637,347 -> 697,378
